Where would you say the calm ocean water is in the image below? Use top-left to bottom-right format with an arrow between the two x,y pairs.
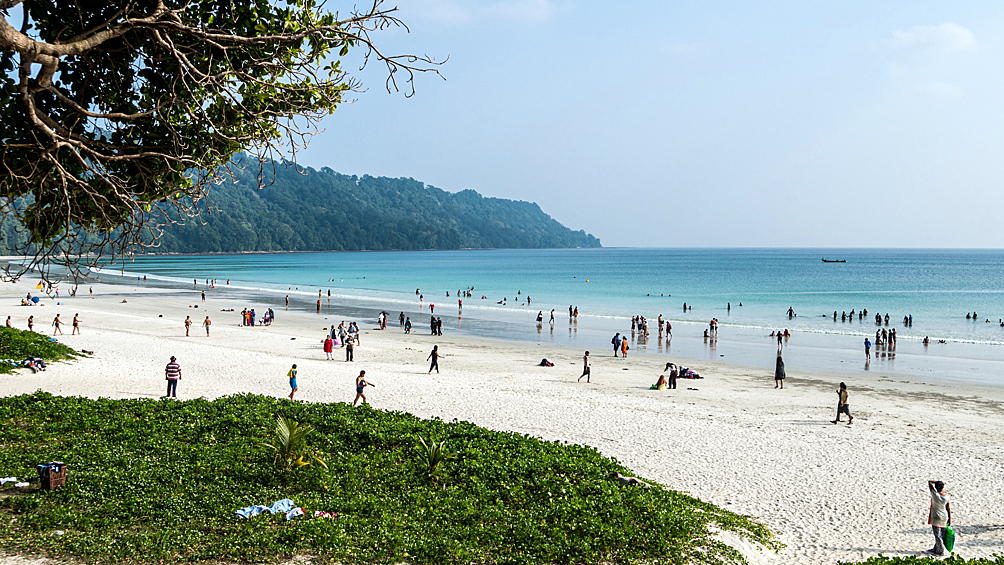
99,248 -> 1004,385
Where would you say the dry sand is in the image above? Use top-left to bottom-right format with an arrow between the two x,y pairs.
3,279 -> 1004,564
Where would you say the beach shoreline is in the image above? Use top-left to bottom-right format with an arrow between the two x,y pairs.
3,277 -> 1004,564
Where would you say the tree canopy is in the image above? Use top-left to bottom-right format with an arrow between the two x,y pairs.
150,157 -> 602,252
0,0 -> 438,282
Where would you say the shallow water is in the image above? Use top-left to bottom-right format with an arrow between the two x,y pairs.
92,248 -> 1004,385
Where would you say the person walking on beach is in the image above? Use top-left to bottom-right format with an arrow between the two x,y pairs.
832,382 -> 853,424
323,335 -> 334,360
549,309 -> 555,325
864,338 -> 871,360
427,345 -> 441,374
203,316 -> 211,336
165,356 -> 181,398
404,317 -> 412,333
621,337 -> 630,358
774,355 -> 785,389
345,335 -> 355,362
578,351 -> 591,383
611,333 -> 621,357
354,370 -> 374,406
184,316 -> 192,336
72,314 -> 81,335
926,480 -> 952,556
287,364 -> 298,401
51,314 -> 63,336
285,295 -> 289,309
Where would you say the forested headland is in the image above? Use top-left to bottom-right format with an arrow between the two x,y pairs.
149,160 -> 601,254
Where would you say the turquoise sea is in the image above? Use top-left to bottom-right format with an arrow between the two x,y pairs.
99,248 -> 1004,385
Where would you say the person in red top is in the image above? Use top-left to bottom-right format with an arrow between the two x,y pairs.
165,356 -> 181,398
323,336 -> 334,360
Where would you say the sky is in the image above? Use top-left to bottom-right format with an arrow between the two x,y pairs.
294,1 -> 1004,248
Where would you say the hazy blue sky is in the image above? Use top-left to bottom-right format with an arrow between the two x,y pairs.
297,1 -> 1004,247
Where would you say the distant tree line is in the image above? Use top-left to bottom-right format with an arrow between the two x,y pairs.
149,160 -> 601,253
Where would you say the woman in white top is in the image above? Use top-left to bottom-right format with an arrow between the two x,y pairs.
927,480 -> 952,556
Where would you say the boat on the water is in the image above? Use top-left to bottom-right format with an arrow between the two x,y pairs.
821,258 -> 846,263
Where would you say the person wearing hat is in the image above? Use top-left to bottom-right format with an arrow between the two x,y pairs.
165,356 -> 181,398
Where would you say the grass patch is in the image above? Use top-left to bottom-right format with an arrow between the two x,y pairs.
844,556 -> 1004,564
0,326 -> 79,373
0,392 -> 779,564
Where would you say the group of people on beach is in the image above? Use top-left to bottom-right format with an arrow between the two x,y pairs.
323,322 -> 361,361
240,308 -> 274,327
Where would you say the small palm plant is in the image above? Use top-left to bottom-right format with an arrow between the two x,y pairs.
416,435 -> 456,478
258,415 -> 328,472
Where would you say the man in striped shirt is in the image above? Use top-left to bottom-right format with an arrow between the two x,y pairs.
165,356 -> 181,398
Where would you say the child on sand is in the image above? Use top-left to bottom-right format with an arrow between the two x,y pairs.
354,371 -> 374,406
832,383 -> 853,424
427,345 -> 441,374
287,364 -> 298,401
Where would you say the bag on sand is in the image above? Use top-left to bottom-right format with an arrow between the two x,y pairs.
945,526 -> 955,552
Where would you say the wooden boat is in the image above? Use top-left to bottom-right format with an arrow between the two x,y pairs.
821,258 -> 846,263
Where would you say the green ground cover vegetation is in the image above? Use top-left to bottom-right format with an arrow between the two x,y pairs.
0,327 -> 79,374
0,392 -> 777,564
845,556 -> 1004,564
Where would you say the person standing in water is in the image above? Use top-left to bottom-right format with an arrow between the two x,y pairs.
864,338 -> 871,360
774,355 -> 785,389
832,383 -> 853,424
287,364 -> 298,400
926,480 -> 952,556
427,345 -> 442,374
354,370 -> 374,406
578,351 -> 591,383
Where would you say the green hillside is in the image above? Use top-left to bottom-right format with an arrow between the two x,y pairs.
153,159 -> 600,253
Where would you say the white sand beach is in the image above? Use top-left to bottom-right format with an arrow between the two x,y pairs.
3,278 -> 1004,564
